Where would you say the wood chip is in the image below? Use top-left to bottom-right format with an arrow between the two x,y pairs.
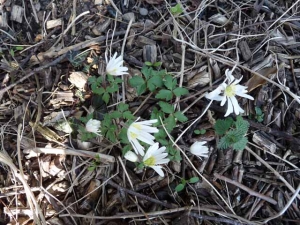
46,18 -> 62,29
10,5 -> 24,23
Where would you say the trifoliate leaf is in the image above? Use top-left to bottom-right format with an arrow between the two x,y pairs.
155,89 -> 173,101
173,87 -> 189,97
174,111 -> 188,122
234,116 -> 249,135
148,75 -> 163,91
232,136 -> 248,151
214,117 -> 233,135
159,101 -> 174,114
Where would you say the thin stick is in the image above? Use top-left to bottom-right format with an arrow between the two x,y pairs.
23,147 -> 115,163
262,184 -> 300,223
245,146 -> 300,200
60,206 -> 257,224
214,173 -> 277,205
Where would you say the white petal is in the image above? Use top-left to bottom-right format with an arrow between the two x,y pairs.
124,151 -> 138,162
150,165 -> 164,177
131,139 -> 145,156
230,96 -> 244,115
220,96 -> 227,106
137,119 -> 158,125
205,88 -> 222,101
224,99 -> 234,117
143,143 -> 159,160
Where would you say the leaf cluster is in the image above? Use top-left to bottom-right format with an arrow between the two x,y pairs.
215,116 -> 249,151
89,75 -> 122,104
175,176 -> 199,192
255,106 -> 264,122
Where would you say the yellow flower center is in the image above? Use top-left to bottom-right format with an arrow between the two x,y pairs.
224,85 -> 236,97
144,156 -> 156,166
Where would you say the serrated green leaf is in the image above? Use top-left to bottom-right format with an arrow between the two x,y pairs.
234,116 -> 249,135
137,83 -> 147,95
189,177 -> 199,183
217,136 -> 231,149
173,87 -> 189,97
232,136 -> 248,151
107,85 -> 118,93
106,129 -> 116,142
164,115 -> 176,132
102,92 -> 110,104
93,87 -> 105,95
129,76 -> 145,87
148,75 -> 163,91
175,183 -> 185,192
88,76 -> 97,84
164,75 -> 176,90
118,103 -> 129,112
110,111 -> 122,119
159,101 -> 174,114
123,111 -> 135,120
214,117 -> 234,135
119,127 -> 130,144
150,107 -> 163,125
174,111 -> 188,122
154,129 -> 167,139
141,66 -> 152,79
145,61 -> 153,66
155,89 -> 173,101
122,144 -> 132,155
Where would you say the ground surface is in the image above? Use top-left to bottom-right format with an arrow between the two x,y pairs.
0,0 -> 300,225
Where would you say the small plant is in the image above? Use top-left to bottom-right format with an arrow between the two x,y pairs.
144,61 -> 162,67
194,129 -> 206,135
88,154 -> 101,171
88,75 -> 122,104
214,116 -> 249,151
175,177 -> 199,192
170,3 -> 183,16
254,106 -> 264,122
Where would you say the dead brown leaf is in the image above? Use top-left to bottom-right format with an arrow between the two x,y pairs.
246,67 -> 277,92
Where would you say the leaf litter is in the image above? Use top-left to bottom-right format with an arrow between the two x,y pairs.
0,0 -> 300,224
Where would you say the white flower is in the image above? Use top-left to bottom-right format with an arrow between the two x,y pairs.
127,118 -> 159,156
105,52 -> 128,76
124,151 -> 139,162
85,119 -> 101,134
143,143 -> 170,177
190,141 -> 209,157
206,69 -> 254,117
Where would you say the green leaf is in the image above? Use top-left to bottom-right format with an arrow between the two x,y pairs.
88,166 -> 96,171
102,92 -> 110,104
106,85 -> 118,93
232,136 -> 248,151
93,87 -> 105,95
214,117 -> 234,135
174,111 -> 188,122
141,66 -> 152,79
150,107 -> 164,125
106,129 -> 116,142
217,136 -> 231,149
153,62 -> 162,67
119,127 -> 130,144
255,107 -> 262,115
164,115 -> 176,132
137,83 -> 147,95
88,76 -> 97,84
118,103 -> 129,112
123,111 -> 135,120
110,111 -> 122,119
173,87 -> 189,97
171,3 -> 183,15
159,101 -> 174,114
175,183 -> 185,192
155,129 -> 167,139
194,129 -> 206,135
155,89 -> 173,101
129,76 -> 145,87
189,177 -> 199,183
234,116 -> 249,135
10,49 -> 14,57
15,46 -> 24,51
122,144 -> 132,156
148,75 -> 163,91
145,61 -> 153,66
164,75 -> 176,90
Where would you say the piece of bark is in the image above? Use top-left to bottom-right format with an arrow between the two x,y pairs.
46,18 -> 62,29
11,5 -> 24,23
135,36 -> 156,47
143,45 -> 157,63
252,131 -> 276,153
238,40 -> 252,61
